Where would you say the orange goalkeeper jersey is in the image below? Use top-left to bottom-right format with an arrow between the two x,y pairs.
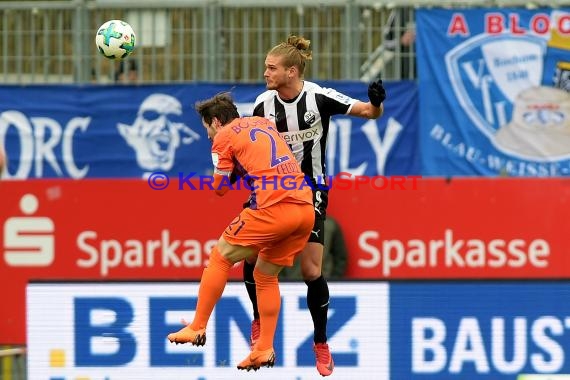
212,116 -> 312,209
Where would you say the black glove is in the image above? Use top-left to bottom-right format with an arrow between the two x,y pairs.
242,194 -> 253,209
368,79 -> 386,107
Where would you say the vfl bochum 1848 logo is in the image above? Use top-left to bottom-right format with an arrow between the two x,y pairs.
445,33 -> 570,160
445,34 -> 545,141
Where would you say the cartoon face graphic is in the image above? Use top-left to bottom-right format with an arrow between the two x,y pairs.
118,94 -> 200,171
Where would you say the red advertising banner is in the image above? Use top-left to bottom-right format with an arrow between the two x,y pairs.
1,178 -> 570,344
327,177 -> 570,280
0,179 -> 249,344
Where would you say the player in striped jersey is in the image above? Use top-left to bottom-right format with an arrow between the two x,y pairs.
244,35 -> 387,376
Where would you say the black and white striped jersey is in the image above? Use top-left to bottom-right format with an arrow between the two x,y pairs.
252,80 -> 357,182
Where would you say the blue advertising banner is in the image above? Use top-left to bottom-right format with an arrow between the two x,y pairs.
0,81 -> 418,179
417,8 -> 570,176
391,282 -> 570,379
27,282 -> 389,379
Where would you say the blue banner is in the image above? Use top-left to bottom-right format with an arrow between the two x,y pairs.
391,282 -> 570,379
417,8 -> 570,176
0,81 -> 418,179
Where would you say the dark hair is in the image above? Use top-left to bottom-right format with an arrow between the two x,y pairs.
120,59 -> 137,71
195,92 -> 240,125
115,59 -> 138,81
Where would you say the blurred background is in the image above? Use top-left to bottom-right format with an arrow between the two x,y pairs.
0,0 -> 416,84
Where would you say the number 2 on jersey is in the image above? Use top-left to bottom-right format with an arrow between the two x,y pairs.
249,128 -> 290,167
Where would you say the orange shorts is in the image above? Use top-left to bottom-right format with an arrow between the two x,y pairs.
223,201 -> 314,266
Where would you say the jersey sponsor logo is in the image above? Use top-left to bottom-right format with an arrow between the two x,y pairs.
279,125 -> 321,144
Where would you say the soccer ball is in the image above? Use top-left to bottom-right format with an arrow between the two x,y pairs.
95,20 -> 136,59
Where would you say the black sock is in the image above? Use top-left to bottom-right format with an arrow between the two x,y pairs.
243,260 -> 260,320
306,275 -> 329,344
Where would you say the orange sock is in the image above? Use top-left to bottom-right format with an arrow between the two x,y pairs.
190,246 -> 233,330
253,267 -> 280,351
